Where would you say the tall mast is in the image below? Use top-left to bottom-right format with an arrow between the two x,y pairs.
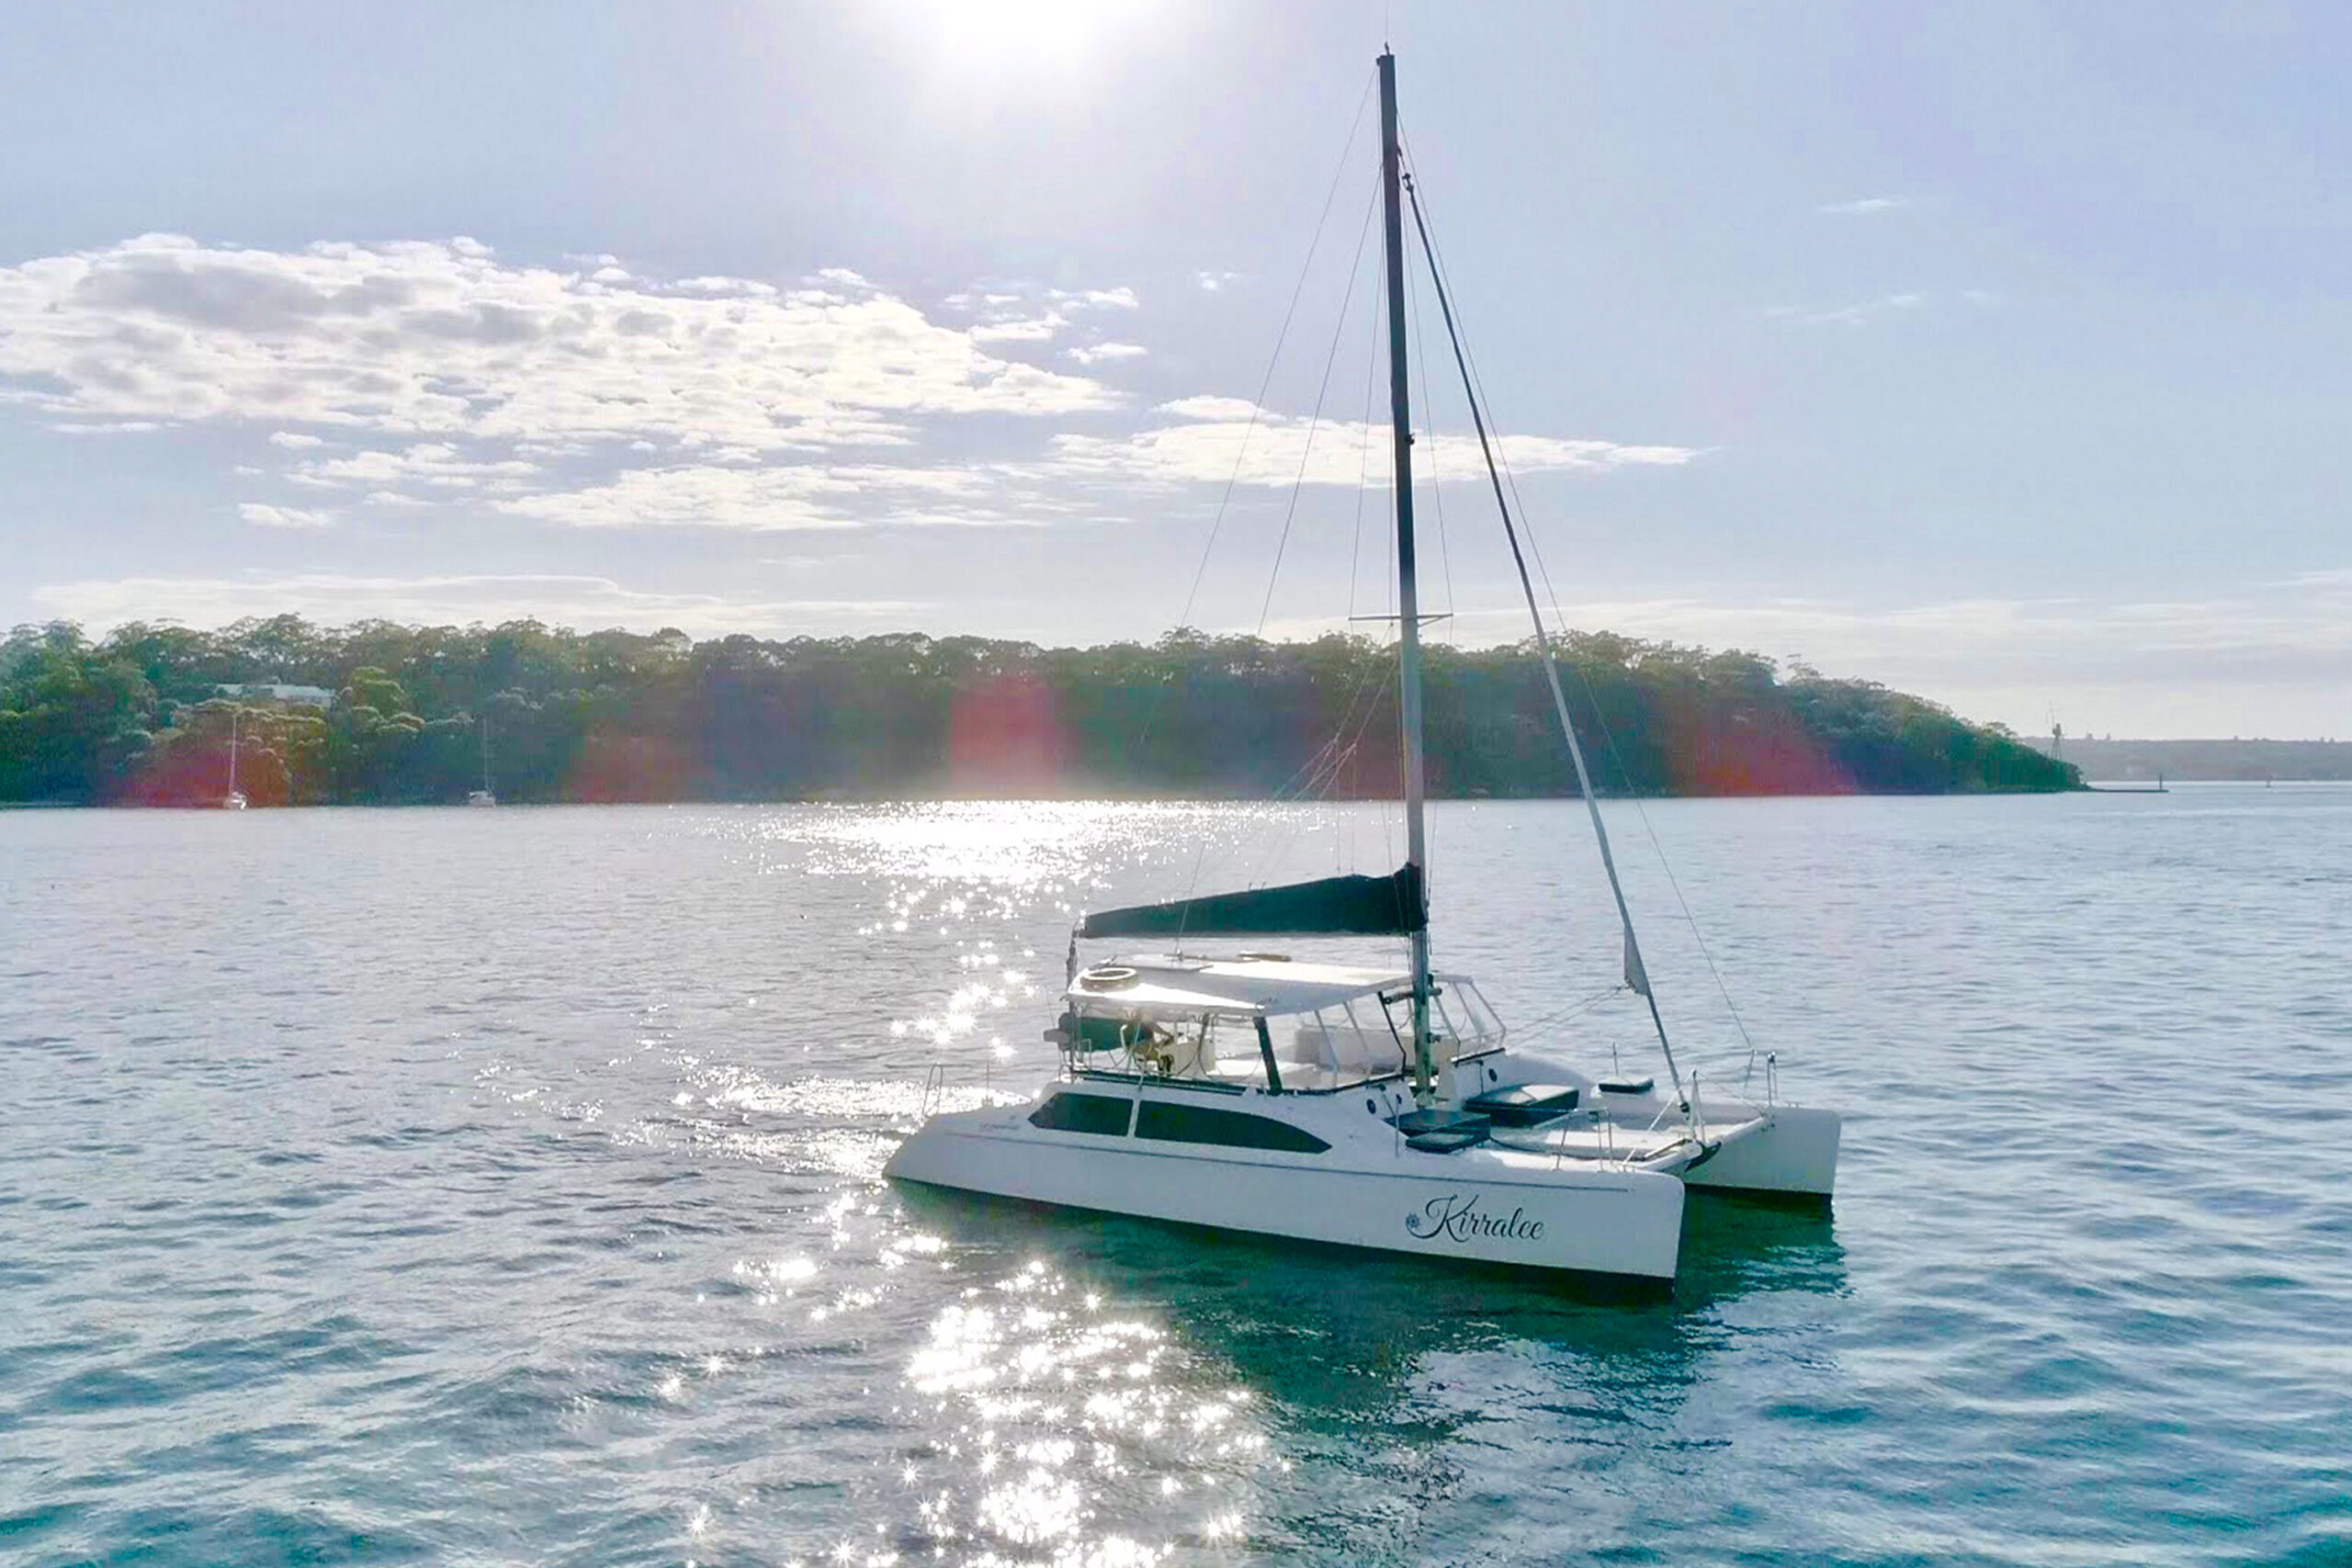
1379,50 -> 1436,1100
228,709 -> 238,795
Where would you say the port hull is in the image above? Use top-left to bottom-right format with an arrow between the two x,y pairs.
884,1096 -> 1689,1285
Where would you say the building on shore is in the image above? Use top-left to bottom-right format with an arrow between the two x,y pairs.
215,683 -> 334,708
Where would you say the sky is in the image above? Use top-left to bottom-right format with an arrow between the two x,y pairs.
1,0 -> 2346,739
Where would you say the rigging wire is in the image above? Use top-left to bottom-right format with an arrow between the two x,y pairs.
1264,643 -> 1397,805
1504,985 -> 1629,1040
1180,638 -> 1395,926
1345,224 -> 1385,626
1187,172 -> 1380,913
1236,159 -> 1401,892
1255,172 -> 1384,637
1403,164 -> 1683,1101
1368,244 -> 1398,877
1143,69 -> 1374,949
1406,221 -> 1459,643
1401,142 -> 1762,1065
1341,247 -> 1387,874
1404,205 -> 1462,897
1158,66 -> 1376,684
1248,275 -> 1401,883
1262,497 -> 1399,868
1306,665 -> 1399,885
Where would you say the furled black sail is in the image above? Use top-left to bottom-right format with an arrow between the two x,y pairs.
1079,865 -> 1425,939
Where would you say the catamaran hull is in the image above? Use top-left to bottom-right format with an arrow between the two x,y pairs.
1497,1056 -> 1843,1203
1684,1102 -> 1840,1201
884,1112 -> 1688,1285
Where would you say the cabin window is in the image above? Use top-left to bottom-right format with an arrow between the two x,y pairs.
1442,977 -> 1510,1055
1271,1001 -> 1407,1089
1028,1091 -> 1134,1136
1134,1101 -> 1329,1154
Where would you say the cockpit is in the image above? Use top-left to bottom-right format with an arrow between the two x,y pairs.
1049,953 -> 1507,1093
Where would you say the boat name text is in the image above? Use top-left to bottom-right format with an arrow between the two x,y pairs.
1406,1192 -> 1545,1245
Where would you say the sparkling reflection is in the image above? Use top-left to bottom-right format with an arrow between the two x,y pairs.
886,1252 -> 1271,1564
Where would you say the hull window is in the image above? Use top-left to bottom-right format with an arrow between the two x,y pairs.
1028,1092 -> 1136,1136
1135,1101 -> 1329,1154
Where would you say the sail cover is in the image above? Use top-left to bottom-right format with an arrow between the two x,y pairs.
1080,865 -> 1426,939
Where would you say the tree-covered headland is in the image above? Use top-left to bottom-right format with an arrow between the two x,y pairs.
0,615 -> 2079,806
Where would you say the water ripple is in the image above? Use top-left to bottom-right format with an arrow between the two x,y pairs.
3,790 -> 2347,1565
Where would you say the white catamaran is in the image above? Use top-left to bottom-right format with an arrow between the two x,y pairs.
886,51 -> 1840,1290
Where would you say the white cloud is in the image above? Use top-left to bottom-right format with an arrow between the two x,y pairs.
492,461 -> 1056,531
1067,342 -> 1148,366
1195,270 -> 1242,292
0,236 -> 1700,539
1053,285 -> 1137,310
237,502 -> 334,528
289,442 -> 538,491
1157,394 -> 1262,421
673,274 -> 779,298
971,312 -> 1068,344
1764,292 -> 1926,328
1815,197 -> 1909,215
0,234 -> 1119,453
947,279 -> 1137,346
1043,401 -> 1698,489
31,572 -> 930,637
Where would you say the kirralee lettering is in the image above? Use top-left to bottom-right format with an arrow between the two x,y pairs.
1405,1192 -> 1546,1245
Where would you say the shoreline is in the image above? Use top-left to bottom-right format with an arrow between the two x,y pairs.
6,784 -> 2126,810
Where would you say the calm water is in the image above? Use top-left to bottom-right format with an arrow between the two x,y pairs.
3,789 -> 2347,1568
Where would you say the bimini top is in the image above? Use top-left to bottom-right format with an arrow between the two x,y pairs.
1067,954 -> 1409,1019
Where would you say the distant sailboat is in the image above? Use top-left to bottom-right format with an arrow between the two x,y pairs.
468,713 -> 497,807
222,708 -> 248,810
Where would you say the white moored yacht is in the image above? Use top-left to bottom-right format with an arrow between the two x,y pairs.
468,713 -> 496,807
221,707 -> 248,809
886,50 -> 1840,1290
888,939 -> 1838,1290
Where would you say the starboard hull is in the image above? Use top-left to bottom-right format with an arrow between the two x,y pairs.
1488,1060 -> 1844,1204
1683,1102 -> 1841,1201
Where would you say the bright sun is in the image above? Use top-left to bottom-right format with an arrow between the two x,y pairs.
873,0 -> 1157,78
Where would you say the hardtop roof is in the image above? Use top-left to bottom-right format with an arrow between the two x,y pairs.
1065,953 -> 1410,1018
